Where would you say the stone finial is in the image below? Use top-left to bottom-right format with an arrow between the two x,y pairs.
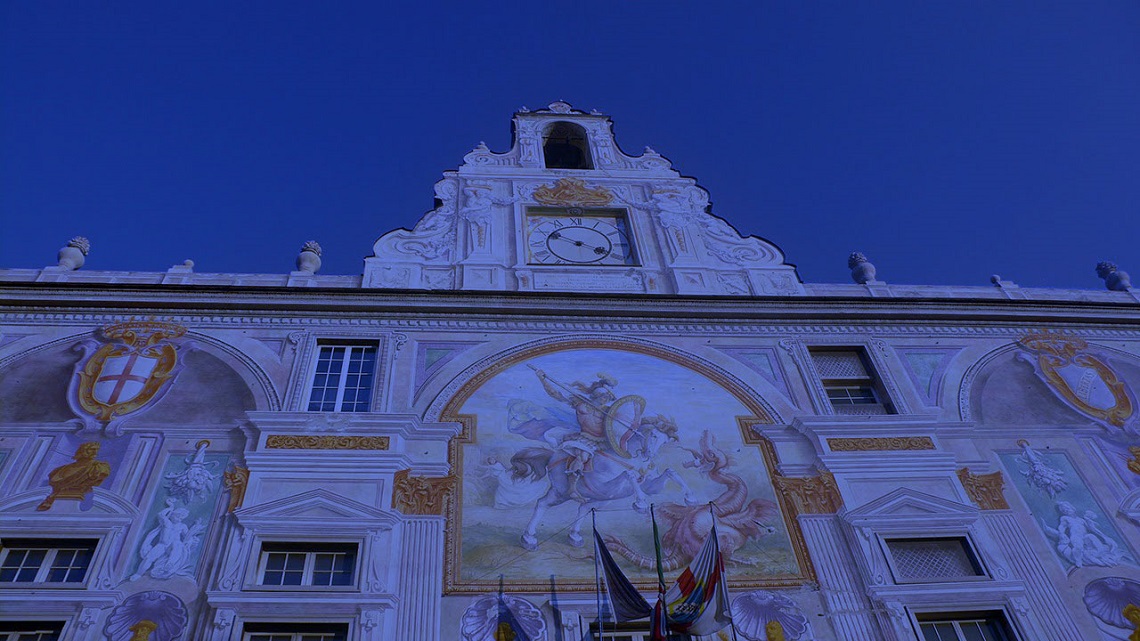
848,252 -> 877,284
1097,261 -> 1133,291
56,236 -> 90,270
296,241 -> 322,274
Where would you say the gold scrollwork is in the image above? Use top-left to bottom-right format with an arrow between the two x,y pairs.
532,178 -> 613,206
264,435 -> 390,450
773,471 -> 843,514
826,437 -> 935,452
392,469 -> 455,516
956,467 -> 1010,510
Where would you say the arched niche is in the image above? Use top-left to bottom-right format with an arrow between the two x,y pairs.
961,340 -> 1140,427
542,121 -> 593,169
0,330 -> 273,426
433,337 -> 812,594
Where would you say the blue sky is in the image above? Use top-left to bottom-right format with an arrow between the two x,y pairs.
2,3 -> 1138,289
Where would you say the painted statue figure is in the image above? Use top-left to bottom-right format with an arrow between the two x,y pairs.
164,439 -> 219,504
131,498 -> 207,580
1042,500 -> 1124,568
607,431 -> 777,570
37,441 -> 111,511
509,367 -> 695,550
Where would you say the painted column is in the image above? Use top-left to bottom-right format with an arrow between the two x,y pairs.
981,511 -> 1082,640
799,514 -> 883,640
396,516 -> 446,641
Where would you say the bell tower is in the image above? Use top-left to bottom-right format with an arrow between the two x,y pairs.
365,101 -> 803,295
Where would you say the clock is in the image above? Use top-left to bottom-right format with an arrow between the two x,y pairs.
525,208 -> 637,266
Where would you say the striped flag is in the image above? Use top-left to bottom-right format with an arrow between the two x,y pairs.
593,529 -> 652,622
663,523 -> 733,636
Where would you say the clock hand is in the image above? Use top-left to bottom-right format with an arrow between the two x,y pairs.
548,231 -> 609,254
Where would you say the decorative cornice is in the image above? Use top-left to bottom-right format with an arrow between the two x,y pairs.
956,467 -> 1010,510
773,471 -> 843,514
827,437 -> 935,452
391,469 -> 455,516
264,435 -> 390,450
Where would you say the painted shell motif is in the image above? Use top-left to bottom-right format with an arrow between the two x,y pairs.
461,593 -> 547,641
732,589 -> 810,640
1084,576 -> 1140,628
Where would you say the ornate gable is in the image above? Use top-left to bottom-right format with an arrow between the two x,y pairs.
236,488 -> 399,530
365,101 -> 802,296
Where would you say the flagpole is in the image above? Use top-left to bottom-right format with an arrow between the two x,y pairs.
592,509 -> 605,641
708,502 -> 741,641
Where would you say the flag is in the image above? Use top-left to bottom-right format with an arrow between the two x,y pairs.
495,577 -> 531,641
593,529 -> 652,622
650,505 -> 669,641
664,523 -> 732,636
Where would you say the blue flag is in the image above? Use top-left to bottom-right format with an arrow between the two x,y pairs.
594,529 -> 652,622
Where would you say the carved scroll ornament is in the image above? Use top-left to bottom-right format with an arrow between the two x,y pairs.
223,465 -> 250,512
773,471 -> 843,515
392,469 -> 456,516
957,467 -> 1010,510
827,437 -> 935,452
265,435 -> 390,450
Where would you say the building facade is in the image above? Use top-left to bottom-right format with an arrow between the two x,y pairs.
1,102 -> 1139,641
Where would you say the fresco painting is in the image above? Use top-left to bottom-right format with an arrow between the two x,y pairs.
456,348 -> 800,589
127,447 -> 229,582
1000,450 -> 1134,571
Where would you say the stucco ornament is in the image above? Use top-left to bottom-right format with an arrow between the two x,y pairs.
460,594 -> 546,641
1084,577 -> 1140,639
57,235 -> 91,270
1041,500 -> 1125,568
848,251 -> 876,284
163,440 -> 219,504
372,178 -> 458,262
1016,330 -> 1135,430
104,591 -> 188,641
1015,440 -> 1068,497
1098,261 -> 1134,291
69,320 -> 190,435
731,590 -> 809,640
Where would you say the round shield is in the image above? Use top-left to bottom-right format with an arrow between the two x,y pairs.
604,394 -> 646,458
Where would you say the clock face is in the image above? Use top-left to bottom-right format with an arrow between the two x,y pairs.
526,209 -> 637,266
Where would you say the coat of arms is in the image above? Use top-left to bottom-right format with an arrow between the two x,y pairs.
1017,330 -> 1134,428
70,320 -> 189,434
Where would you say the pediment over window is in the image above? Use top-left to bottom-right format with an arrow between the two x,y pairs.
237,488 -> 399,530
843,487 -> 978,529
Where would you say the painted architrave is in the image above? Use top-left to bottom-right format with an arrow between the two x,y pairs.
435,338 -> 814,594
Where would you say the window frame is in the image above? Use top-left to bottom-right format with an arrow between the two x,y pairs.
0,622 -> 65,641
252,542 -> 360,591
913,610 -> 1018,641
303,342 -> 379,413
808,346 -> 897,415
0,539 -> 98,587
882,535 -> 990,585
241,622 -> 350,641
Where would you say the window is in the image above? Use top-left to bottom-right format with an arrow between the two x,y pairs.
0,539 -> 95,585
306,344 -> 377,412
257,543 -> 357,587
809,348 -> 894,415
0,623 -> 64,641
885,538 -> 985,583
242,623 -> 349,641
587,623 -> 690,641
543,122 -> 593,169
917,612 -> 1015,641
